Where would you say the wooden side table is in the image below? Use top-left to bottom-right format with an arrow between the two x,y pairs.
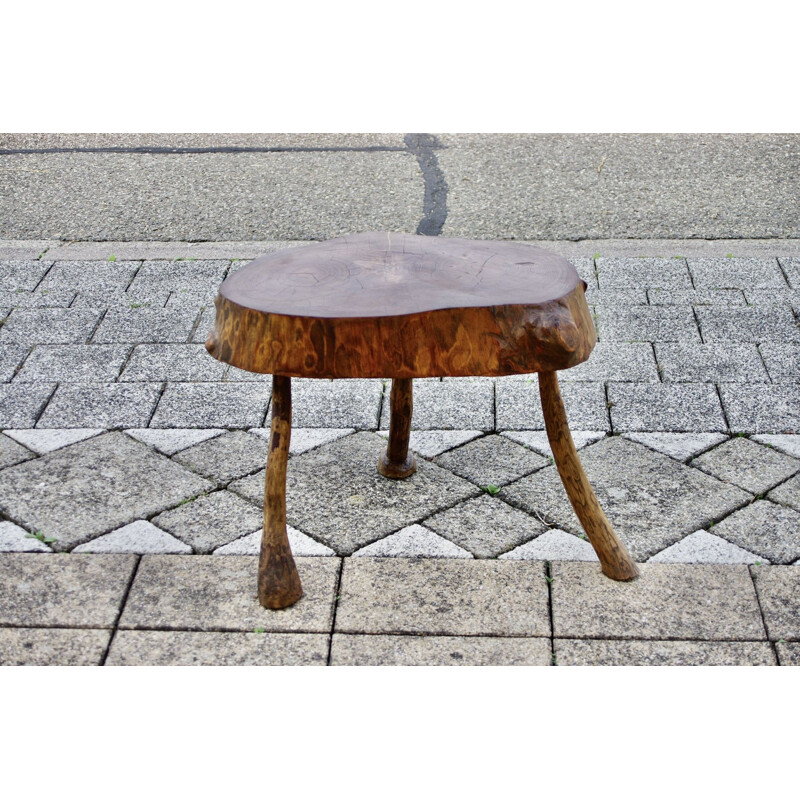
206,233 -> 638,609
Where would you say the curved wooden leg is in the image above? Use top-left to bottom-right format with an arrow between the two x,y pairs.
259,375 -> 303,609
377,377 -> 417,479
538,371 -> 639,581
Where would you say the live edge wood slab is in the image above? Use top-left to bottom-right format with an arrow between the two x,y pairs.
207,233 -> 639,609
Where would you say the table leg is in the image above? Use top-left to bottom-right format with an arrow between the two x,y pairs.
538,370 -> 639,581
378,377 -> 417,479
259,375 -> 303,609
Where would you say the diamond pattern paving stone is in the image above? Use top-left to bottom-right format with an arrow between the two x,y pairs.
249,426 -> 355,455
0,308 -> 102,344
379,379 -> 494,431
434,434 -> 548,487
174,430 -> 268,484
711,500 -> 800,564
688,257 -> 788,289
719,385 -> 800,433
0,260 -> 53,291
595,306 -> 700,341
500,430 -> 605,458
0,553 -> 137,627
695,307 -> 800,343
424,495 -> 548,558
3,428 -> 103,455
0,628 -> 113,666
291,379 -> 384,429
149,383 -> 270,428
0,432 -> 212,549
335,558 -> 550,636
13,344 -> 131,382
124,428 -> 224,455
622,432 -> 728,461
499,529 -> 599,561
0,383 -> 55,427
213,526 -> 335,556
596,257 -> 692,288
751,566 -> 800,640
551,562 -> 766,640
752,434 -> 800,459
330,634 -> 551,666
352,524 -> 474,558
119,343 -> 227,381
690,437 -> 799,494
152,490 -> 262,553
759,343 -> 800,383
500,437 -> 752,561
554,639 -> 775,666
654,342 -> 769,383
36,383 -> 162,428
229,432 -> 481,554
397,429 -> 483,458
0,520 -> 51,552
495,378 -> 609,431
648,530 -> 767,564
72,520 -> 192,554
0,432 -> 34,469
608,383 -> 726,432
0,343 -> 30,381
37,260 -> 140,291
118,555 -> 339,633
105,631 -> 329,666
768,473 -> 800,513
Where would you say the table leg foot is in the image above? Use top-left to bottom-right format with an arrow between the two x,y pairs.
259,375 -> 303,609
538,370 -> 639,581
378,377 -> 417,479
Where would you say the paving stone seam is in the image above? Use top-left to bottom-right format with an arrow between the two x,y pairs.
753,343 -> 773,383
113,345 -> 138,382
748,565 -> 784,656
545,561 -> 556,665
714,384 -> 732,432
30,383 -> 59,428
326,559 -> 346,665
100,554 -> 142,665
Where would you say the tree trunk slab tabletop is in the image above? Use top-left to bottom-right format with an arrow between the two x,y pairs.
206,233 -> 638,609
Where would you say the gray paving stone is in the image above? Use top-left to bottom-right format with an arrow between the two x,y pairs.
174,430 -> 268,484
752,434 -> 800,459
0,308 -> 101,344
0,343 -> 28,382
152,490 -> 262,553
554,639 -> 775,666
646,289 -> 746,306
37,260 -> 140,291
92,307 -> 200,343
560,341 -> 659,382
42,240 -> 309,262
106,630 -> 329,666
118,555 -> 340,632
336,558 -> 550,636
119,343 -> 226,381
124,428 -> 224,455
751,565 -> 800,640
608,383 -> 727,432
495,378 -> 609,431
500,430 -> 605,457
654,342 -> 769,383
379,378 -> 494,431
768,473 -> 800,514
14,344 -> 130,382
688,257 -> 788,289
0,383 -> 55,427
499,528 -> 599,562
0,520 -> 51,552
403,429 -> 483,458
0,241 -> 56,259
3,428 -> 103,454
0,261 -> 52,291
691,437 -> 799,494
150,382 -> 270,428
330,634 -> 551,666
779,257 -> 800,289
622,432 -> 728,461
596,257 -> 692,288
648,530 -> 767,564
192,306 -> 216,344
230,432 -> 481,555
37,382 -> 162,428
434,434 -> 548,487
0,553 -> 136,627
759,343 -> 800,383
595,306 -> 700,342
248,426 -> 355,456
127,260 -> 230,295
0,432 -> 212,550
719,385 -> 800,433
583,288 -> 648,306
776,642 -> 800,665
500,437 -> 752,560
351,524 -> 473,558
712,501 -> 800,564
213,526 -> 335,557
0,289 -> 75,308
742,289 -> 800,308
550,561 -> 765,640
696,307 -> 800,342
223,365 -> 272,382
73,520 -> 192,554
424,495 -> 548,558
0,628 -> 112,666
0,433 -> 34,469
567,257 -> 598,289
71,288 -> 171,310
292,379 -> 384,429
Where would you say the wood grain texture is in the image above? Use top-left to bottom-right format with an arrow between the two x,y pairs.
258,375 -> 303,609
377,378 -> 416,479
206,233 -> 595,379
538,371 -> 639,582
